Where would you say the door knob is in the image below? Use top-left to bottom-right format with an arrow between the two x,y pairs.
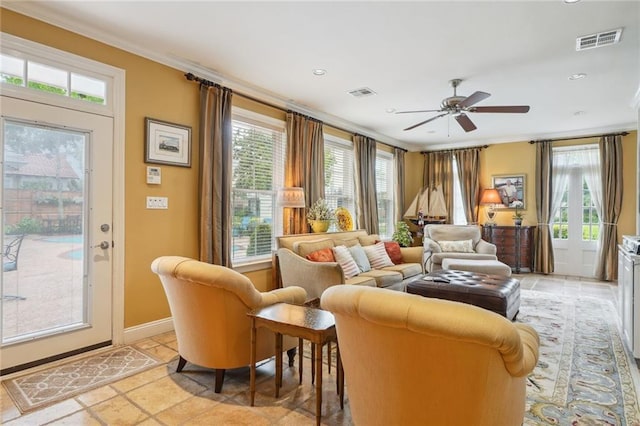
93,241 -> 110,250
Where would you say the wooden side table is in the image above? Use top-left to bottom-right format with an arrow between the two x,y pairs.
248,302 -> 343,426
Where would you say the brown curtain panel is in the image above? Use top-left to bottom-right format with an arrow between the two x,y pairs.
534,141 -> 554,274
595,135 -> 623,281
453,148 -> 481,224
285,112 -> 325,234
423,151 -> 453,223
353,135 -> 379,234
394,148 -> 405,223
199,84 -> 233,266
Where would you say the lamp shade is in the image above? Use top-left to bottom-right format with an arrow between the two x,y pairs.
480,188 -> 502,205
277,187 -> 306,208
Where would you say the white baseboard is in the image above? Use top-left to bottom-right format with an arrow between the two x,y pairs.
123,317 -> 174,344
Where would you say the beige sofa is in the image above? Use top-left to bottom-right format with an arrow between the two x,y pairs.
423,224 -> 498,272
276,230 -> 424,299
321,285 -> 540,425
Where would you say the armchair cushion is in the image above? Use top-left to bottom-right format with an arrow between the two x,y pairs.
438,239 -> 474,253
306,248 -> 335,262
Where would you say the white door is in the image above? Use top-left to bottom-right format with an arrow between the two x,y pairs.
552,166 -> 599,277
1,96 -> 113,372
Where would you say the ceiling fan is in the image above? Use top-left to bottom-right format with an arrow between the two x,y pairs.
396,79 -> 530,132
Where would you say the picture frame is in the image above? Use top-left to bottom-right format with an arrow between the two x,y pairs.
144,117 -> 192,167
492,174 -> 526,209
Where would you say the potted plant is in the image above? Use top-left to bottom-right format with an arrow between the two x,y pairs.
512,206 -> 524,226
307,198 -> 335,233
392,221 -> 413,247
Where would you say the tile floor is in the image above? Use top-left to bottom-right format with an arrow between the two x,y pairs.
1,274 -> 637,425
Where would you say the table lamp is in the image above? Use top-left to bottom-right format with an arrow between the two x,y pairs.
480,188 -> 502,226
277,187 -> 306,234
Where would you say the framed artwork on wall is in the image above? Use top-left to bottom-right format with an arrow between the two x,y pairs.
145,117 -> 192,167
492,174 -> 526,209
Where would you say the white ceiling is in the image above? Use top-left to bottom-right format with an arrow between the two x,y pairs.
6,1 -> 639,151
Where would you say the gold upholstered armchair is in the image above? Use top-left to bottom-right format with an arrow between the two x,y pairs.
151,256 -> 307,393
321,285 -> 539,426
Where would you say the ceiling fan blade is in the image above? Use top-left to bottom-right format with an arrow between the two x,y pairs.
457,91 -> 490,108
471,105 -> 530,113
403,113 -> 448,131
455,113 -> 477,132
395,109 -> 442,114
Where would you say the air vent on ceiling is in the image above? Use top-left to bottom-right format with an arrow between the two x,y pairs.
576,28 -> 622,51
348,87 -> 377,97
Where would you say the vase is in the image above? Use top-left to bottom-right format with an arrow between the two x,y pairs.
309,220 -> 331,233
514,218 -> 523,226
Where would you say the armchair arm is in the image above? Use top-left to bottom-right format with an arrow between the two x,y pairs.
475,239 -> 497,255
503,323 -> 540,377
423,237 -> 442,254
399,246 -> 424,268
277,248 -> 346,299
260,286 -> 307,307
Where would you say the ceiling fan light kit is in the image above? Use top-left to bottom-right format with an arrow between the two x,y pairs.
398,78 -> 530,133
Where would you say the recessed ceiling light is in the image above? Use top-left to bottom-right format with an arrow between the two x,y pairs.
564,0 -> 581,3
386,108 -> 396,113
312,69 -> 326,76
568,73 -> 587,80
574,110 -> 586,116
427,130 -> 436,134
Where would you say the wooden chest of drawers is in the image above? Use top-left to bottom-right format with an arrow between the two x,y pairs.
481,225 -> 535,273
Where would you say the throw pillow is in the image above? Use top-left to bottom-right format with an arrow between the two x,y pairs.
306,248 -> 336,262
437,239 -> 474,253
363,242 -> 395,269
348,244 -> 372,272
383,241 -> 403,264
332,245 -> 360,279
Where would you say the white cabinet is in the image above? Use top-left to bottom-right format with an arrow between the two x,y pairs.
618,246 -> 640,358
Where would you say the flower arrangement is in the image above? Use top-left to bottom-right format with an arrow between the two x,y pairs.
512,206 -> 524,220
392,221 -> 413,247
306,198 -> 335,224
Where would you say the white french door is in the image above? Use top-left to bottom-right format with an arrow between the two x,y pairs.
551,165 -> 599,277
1,96 -> 113,372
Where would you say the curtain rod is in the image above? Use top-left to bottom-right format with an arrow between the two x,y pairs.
420,145 -> 489,155
528,131 -> 629,144
185,72 -> 407,152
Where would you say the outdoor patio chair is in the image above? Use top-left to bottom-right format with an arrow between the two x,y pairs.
3,234 -> 25,272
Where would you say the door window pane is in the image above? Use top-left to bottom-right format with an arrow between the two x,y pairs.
2,120 -> 87,344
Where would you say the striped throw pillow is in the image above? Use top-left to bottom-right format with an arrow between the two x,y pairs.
363,242 -> 394,269
332,245 -> 360,279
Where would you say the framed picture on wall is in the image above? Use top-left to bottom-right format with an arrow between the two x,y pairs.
145,117 -> 192,167
492,174 -> 526,209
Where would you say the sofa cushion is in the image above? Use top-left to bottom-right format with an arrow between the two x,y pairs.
359,269 -> 403,288
344,275 -> 377,287
381,263 -> 422,279
438,239 -> 474,253
348,244 -> 372,272
306,248 -> 336,262
335,237 -> 360,248
295,239 -> 335,258
332,245 -> 360,279
358,234 -> 380,247
383,241 -> 404,264
363,242 -> 394,269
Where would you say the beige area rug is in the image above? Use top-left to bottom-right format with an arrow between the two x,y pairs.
2,346 -> 160,413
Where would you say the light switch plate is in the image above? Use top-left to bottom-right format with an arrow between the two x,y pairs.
146,196 -> 168,209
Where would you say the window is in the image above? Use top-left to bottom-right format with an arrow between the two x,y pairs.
1,52 -> 107,105
231,110 -> 285,265
451,157 -> 467,225
375,151 -> 394,239
324,136 -> 355,231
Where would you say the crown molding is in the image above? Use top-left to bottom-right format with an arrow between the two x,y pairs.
3,2 -> 407,149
